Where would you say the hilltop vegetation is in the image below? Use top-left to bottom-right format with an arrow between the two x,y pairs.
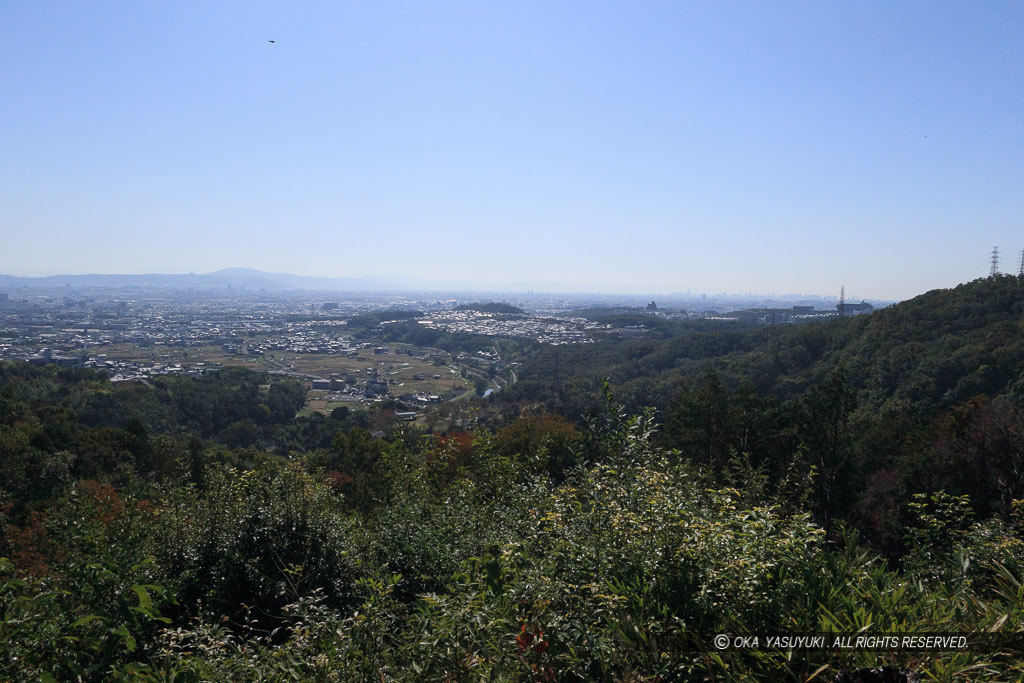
453,302 -> 525,315
511,275 -> 1024,416
2,276 -> 1024,680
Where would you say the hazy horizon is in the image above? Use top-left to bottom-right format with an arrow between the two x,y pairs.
3,2 -> 1021,301
0,265 -> 921,302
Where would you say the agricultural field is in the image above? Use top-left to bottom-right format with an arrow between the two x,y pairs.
277,346 -> 467,388
93,341 -> 473,413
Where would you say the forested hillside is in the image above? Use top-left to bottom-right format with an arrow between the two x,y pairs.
3,276 -> 1024,680
509,275 -> 1024,417
503,275 -> 1024,555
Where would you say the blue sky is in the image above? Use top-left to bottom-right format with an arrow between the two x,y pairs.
2,1 -> 1022,300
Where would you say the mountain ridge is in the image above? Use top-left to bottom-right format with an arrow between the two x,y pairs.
0,269 -> 399,292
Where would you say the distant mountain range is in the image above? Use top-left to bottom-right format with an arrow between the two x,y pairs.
0,269 -> 879,303
0,268 -> 439,292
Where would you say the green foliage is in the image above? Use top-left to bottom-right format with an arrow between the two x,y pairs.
151,460 -> 360,627
453,302 -> 525,314
1,484 -> 176,681
509,275 -> 1024,419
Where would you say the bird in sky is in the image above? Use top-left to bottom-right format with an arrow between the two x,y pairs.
268,40 -> 275,43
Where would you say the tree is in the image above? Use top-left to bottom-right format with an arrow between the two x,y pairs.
265,379 -> 307,423
662,369 -> 736,471
798,367 -> 856,535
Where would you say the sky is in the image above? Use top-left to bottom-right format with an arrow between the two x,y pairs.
2,1 -> 1022,300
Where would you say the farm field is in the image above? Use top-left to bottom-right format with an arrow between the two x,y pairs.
91,341 -> 473,409
276,346 -> 468,393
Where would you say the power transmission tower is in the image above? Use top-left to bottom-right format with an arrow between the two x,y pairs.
1019,249 -> 1024,277
991,247 -> 1000,277
838,285 -> 846,317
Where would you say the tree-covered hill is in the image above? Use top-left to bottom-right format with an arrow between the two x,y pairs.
507,275 -> 1024,419
453,302 -> 525,315
830,275 -> 1024,414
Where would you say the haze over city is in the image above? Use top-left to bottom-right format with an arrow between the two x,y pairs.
3,2 -> 1022,300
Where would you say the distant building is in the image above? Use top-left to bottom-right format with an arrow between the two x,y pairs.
608,326 -> 649,338
321,302 -> 339,311
837,301 -> 873,316
364,379 -> 390,397
733,305 -> 835,326
646,301 -> 658,311
761,311 -> 791,325
28,349 -> 86,368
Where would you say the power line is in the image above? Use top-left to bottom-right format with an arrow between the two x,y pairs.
844,262 -> 988,301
